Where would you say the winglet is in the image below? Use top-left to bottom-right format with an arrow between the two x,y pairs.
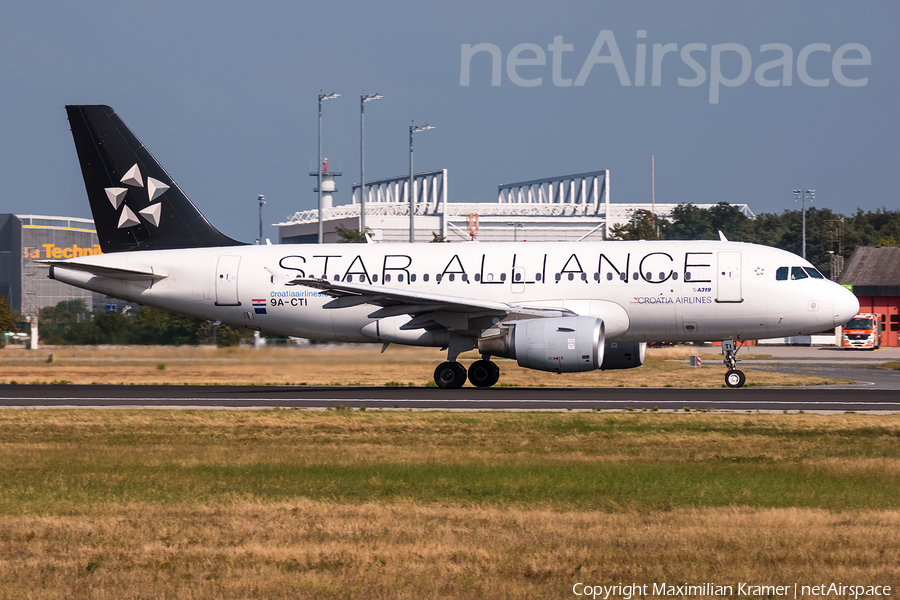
718,230 -> 728,242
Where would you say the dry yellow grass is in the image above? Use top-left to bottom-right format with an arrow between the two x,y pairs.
0,411 -> 898,598
0,344 -> 843,387
0,502 -> 897,599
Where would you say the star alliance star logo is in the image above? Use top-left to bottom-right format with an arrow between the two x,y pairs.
104,163 -> 169,229
755,267 -> 765,276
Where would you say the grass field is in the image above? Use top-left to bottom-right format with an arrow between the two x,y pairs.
0,344 -> 848,387
0,410 -> 897,598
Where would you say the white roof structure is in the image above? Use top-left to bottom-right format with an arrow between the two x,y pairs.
274,169 -> 753,244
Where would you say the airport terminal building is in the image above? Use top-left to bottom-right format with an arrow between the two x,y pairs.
0,214 -> 102,316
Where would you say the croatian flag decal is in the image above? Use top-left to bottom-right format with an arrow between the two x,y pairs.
252,299 -> 267,315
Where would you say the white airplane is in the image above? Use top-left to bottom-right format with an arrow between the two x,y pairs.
48,105 -> 859,389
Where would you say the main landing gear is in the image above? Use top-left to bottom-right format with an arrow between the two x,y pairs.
433,357 -> 501,389
722,338 -> 746,388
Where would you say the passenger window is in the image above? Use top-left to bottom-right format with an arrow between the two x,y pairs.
436,274 -> 442,282
462,274 -> 468,282
500,273 -> 507,282
423,274 -> 429,282
398,274 -> 404,282
672,273 -> 678,281
448,274 -> 455,282
568,273 -> 574,281
410,274 -> 417,282
606,273 -> 613,281
385,274 -> 391,282
776,267 -> 788,281
804,267 -> 825,279
535,273 -> 542,282
791,267 -> 808,280
372,274 -> 379,283
515,272 -> 522,282
473,273 -> 479,282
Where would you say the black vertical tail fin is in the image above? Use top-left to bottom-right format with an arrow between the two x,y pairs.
65,105 -> 245,252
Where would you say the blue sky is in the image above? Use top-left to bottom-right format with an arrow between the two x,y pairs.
1,1 -> 895,242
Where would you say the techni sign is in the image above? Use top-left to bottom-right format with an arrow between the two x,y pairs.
24,244 -> 103,259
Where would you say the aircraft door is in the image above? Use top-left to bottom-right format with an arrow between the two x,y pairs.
511,267 -> 525,293
716,251 -> 742,303
215,255 -> 242,306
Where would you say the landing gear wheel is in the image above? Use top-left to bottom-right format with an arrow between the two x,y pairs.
468,360 -> 501,388
725,369 -> 746,389
434,361 -> 468,389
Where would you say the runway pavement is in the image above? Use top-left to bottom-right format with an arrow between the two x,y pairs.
0,384 -> 897,412
0,346 -> 897,412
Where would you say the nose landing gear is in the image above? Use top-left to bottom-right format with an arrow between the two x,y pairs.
723,338 -> 746,388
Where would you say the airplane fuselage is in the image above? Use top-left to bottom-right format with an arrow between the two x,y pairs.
51,239 -> 857,345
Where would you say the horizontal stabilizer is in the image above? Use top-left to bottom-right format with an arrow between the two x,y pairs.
40,260 -> 167,281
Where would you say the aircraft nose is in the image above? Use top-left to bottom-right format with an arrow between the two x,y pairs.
832,285 -> 859,327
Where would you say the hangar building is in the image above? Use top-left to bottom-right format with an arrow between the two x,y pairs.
0,214 -> 102,316
839,246 -> 900,347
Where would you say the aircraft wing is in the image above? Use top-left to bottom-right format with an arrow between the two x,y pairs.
40,260 -> 168,281
289,277 -> 573,331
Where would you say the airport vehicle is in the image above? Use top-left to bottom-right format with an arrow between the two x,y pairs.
842,313 -> 883,350
47,105 -> 860,388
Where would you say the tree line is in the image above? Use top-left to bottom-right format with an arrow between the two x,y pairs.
610,204 -> 900,277
4,299 -> 253,347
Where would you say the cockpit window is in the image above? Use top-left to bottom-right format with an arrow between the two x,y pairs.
790,267 -> 808,280
776,267 -> 788,281
804,267 -> 825,279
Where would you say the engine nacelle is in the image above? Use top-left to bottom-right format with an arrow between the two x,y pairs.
478,316 -> 605,373
600,341 -> 647,370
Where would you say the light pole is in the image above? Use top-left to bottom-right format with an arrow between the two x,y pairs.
257,194 -> 265,244
793,189 -> 815,259
507,222 -> 524,242
360,92 -> 382,235
409,123 -> 435,243
318,91 -> 339,243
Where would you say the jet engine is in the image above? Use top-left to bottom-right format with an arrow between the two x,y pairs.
478,316 -> 604,373
599,341 -> 647,370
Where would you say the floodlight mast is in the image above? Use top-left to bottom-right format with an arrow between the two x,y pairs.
408,123 -> 435,243
257,194 -> 265,244
317,92 -> 339,243
793,189 -> 815,259
360,92 -> 382,235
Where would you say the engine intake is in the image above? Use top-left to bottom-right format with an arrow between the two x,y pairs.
478,316 -> 605,373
